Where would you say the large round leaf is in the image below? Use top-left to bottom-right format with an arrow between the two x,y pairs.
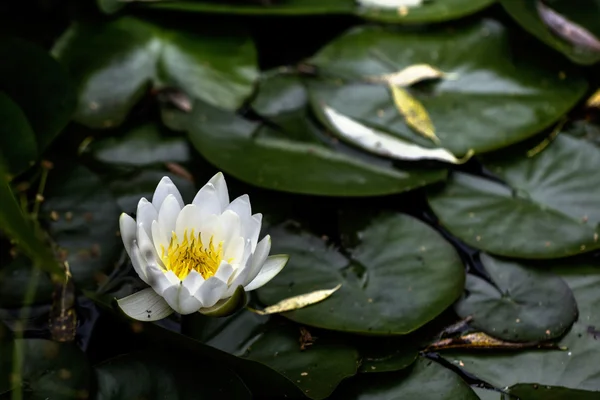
455,254 -> 577,341
52,16 -> 258,128
332,357 -> 479,400
176,83 -> 446,196
308,19 -> 587,155
501,0 -> 600,65
95,351 -> 251,399
428,134 -> 600,259
0,37 -> 75,155
144,0 -> 353,15
356,0 -> 496,24
185,310 -> 360,400
42,165 -> 121,289
257,213 -> 465,334
89,124 -> 191,167
442,264 -> 600,398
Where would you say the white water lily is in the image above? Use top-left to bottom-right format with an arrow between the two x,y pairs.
117,172 -> 288,320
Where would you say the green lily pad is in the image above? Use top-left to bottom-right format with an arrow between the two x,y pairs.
175,84 -> 446,196
442,263 -> 600,397
473,387 -> 501,400
509,384 -> 599,400
356,336 -> 418,373
42,165 -> 120,289
455,254 -> 577,341
332,357 -> 479,400
501,0 -> 600,65
89,124 -> 191,167
308,19 -> 587,155
0,339 -> 92,398
257,213 -> 465,334
0,37 -> 75,157
95,351 -> 251,399
356,0 -> 496,24
428,134 -> 600,259
185,309 -> 360,400
52,16 -> 258,128
144,0 -> 354,15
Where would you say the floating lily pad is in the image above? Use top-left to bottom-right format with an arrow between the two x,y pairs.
428,134 -> 600,259
257,213 -> 465,334
0,92 -> 37,174
332,357 -> 479,400
52,16 -> 258,128
143,0 -> 353,15
442,263 -> 600,397
509,384 -> 599,400
175,81 -> 446,196
95,351 -> 252,399
308,19 -> 587,155
184,309 -> 359,400
42,165 -> 121,289
356,336 -> 418,373
501,0 -> 600,65
455,254 -> 577,341
89,124 -> 191,167
356,0 -> 496,24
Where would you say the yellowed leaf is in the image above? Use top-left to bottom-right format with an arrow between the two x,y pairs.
389,84 -> 439,145
368,64 -> 452,87
250,284 -> 342,315
586,88 -> 600,108
424,332 -> 563,352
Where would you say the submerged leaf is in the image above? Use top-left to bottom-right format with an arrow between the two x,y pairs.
321,105 -> 473,163
367,63 -> 452,87
425,332 -> 563,352
252,284 -> 342,315
389,84 -> 439,145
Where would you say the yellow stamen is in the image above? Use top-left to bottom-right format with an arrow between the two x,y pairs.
160,229 -> 223,280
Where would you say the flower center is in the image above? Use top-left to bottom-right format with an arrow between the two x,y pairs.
160,229 -> 223,280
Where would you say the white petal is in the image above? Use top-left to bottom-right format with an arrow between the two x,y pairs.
222,263 -> 250,299
182,270 -> 205,295
152,176 -> 184,210
117,288 -> 174,322
224,236 -> 245,263
158,194 -> 181,238
248,213 -> 262,252
244,235 -> 271,286
244,254 -> 288,292
175,204 -> 201,240
162,284 -> 203,315
136,198 -> 157,239
119,213 -> 137,258
195,277 -> 227,308
151,220 -> 169,261
220,210 -> 241,249
146,265 -> 178,295
192,182 -> 221,219
137,223 -> 160,265
226,195 -> 252,227
130,245 -> 149,284
215,261 -> 234,283
208,172 -> 229,212
200,215 -> 223,249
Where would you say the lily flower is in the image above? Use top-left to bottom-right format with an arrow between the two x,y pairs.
117,172 -> 288,320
